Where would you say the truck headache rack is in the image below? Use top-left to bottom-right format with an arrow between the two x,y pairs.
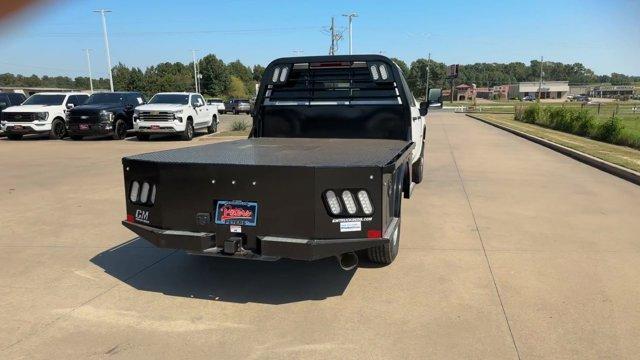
265,60 -> 401,105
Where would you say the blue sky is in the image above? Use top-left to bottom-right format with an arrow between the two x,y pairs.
0,0 -> 638,78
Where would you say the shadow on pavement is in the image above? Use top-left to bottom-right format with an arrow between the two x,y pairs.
91,238 -> 355,305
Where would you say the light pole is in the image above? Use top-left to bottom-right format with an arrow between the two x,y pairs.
191,50 -> 199,93
83,49 -> 94,93
93,9 -> 114,92
342,12 -> 358,55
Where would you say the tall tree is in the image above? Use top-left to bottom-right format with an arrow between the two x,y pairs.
199,54 -> 230,97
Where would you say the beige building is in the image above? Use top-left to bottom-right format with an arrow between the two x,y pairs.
508,81 -> 569,100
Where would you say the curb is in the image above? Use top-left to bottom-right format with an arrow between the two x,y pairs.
466,114 -> 640,186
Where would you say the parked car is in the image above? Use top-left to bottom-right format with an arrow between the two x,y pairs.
133,92 -> 218,141
224,99 -> 251,114
575,94 -> 590,102
1,92 -> 88,140
65,92 -> 144,140
0,92 -> 26,111
0,92 -> 27,134
207,98 -> 226,113
522,95 -> 536,101
121,55 -> 429,270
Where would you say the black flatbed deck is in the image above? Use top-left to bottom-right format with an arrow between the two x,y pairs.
125,137 -> 412,168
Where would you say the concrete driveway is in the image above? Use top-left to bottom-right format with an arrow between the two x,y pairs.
0,112 -> 638,359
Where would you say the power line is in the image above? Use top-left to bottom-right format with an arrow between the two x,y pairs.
15,26 -> 325,38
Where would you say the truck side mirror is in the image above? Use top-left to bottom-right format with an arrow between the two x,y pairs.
66,103 -> 75,109
419,101 -> 429,116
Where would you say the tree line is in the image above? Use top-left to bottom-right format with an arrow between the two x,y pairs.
1,55 -> 637,100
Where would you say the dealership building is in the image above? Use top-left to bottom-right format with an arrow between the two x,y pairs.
508,81 -> 569,100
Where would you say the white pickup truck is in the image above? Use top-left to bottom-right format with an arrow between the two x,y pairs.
133,92 -> 218,141
1,92 -> 89,140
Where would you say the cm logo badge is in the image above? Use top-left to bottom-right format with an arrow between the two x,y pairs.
135,209 -> 150,224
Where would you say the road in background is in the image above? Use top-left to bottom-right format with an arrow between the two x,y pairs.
0,112 -> 638,359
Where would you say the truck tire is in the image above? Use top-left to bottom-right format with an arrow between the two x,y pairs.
136,134 -> 150,141
112,119 -> 127,140
49,118 -> 67,140
367,164 -> 403,264
7,134 -> 22,140
367,218 -> 401,264
181,120 -> 194,141
70,135 -> 83,141
207,116 -> 218,134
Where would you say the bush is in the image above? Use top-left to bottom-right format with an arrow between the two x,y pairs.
231,120 -> 249,132
570,109 -> 595,136
591,117 -> 623,143
545,107 -> 575,132
521,103 -> 542,124
514,105 -> 525,121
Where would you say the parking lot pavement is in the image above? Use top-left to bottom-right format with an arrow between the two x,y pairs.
1,112 -> 639,359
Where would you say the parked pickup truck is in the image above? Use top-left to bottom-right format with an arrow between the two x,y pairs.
1,92 -> 89,140
133,92 -> 218,141
66,91 -> 145,140
121,55 -> 433,270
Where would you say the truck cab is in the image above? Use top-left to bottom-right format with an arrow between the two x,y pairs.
133,92 -> 218,141
1,92 -> 89,140
252,55 -> 427,183
121,55 -> 429,269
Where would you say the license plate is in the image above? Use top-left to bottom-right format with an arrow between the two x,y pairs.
215,200 -> 258,226
80,124 -> 89,130
151,125 -> 160,130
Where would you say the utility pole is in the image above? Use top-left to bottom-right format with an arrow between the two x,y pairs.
83,49 -> 94,93
330,17 -> 336,55
191,50 -> 199,93
93,9 -> 114,92
342,12 -> 358,55
425,52 -> 431,101
538,56 -> 544,101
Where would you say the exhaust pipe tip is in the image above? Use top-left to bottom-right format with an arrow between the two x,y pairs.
337,252 -> 358,271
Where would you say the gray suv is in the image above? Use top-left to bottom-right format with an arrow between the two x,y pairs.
224,99 -> 251,115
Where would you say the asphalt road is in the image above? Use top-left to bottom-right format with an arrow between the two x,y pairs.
1,112 -> 638,359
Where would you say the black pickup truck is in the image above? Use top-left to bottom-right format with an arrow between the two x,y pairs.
66,92 -> 145,140
121,55 -> 435,270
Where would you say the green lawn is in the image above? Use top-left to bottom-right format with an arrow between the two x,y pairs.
470,113 -> 640,172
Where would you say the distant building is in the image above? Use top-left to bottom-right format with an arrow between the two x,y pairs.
492,85 -> 510,100
591,85 -> 635,98
569,84 -> 592,96
508,81 -> 569,100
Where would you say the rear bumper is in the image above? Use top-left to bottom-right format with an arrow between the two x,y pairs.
121,220 -> 393,261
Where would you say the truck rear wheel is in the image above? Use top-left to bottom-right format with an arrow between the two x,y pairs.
367,218 -> 401,264
207,116 -> 218,134
367,165 -> 403,264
